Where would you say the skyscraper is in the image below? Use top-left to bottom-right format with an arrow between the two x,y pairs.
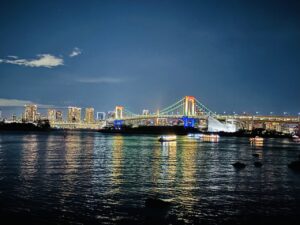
85,108 -> 94,123
96,112 -> 106,120
24,104 -> 38,122
56,111 -> 63,122
48,109 -> 56,122
107,111 -> 115,119
68,107 -> 81,123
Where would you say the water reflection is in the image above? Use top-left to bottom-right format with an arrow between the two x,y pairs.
0,135 -> 3,167
154,137 -> 199,211
151,141 -> 161,188
64,132 -> 81,175
21,134 -> 38,181
1,133 -> 300,225
45,134 -> 64,175
161,141 -> 177,183
251,142 -> 264,148
176,138 -> 198,211
111,135 -> 124,186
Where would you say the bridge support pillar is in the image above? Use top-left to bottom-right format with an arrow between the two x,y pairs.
182,116 -> 196,128
114,120 -> 123,129
184,96 -> 196,116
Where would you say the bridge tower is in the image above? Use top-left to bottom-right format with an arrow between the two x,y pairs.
184,96 -> 195,116
115,106 -> 124,119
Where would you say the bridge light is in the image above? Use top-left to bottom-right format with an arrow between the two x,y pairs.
256,111 -> 259,115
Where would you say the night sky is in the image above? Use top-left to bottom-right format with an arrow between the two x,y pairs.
1,0 -> 300,116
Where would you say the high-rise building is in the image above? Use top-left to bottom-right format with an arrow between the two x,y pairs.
48,109 -> 63,122
68,107 -> 81,123
48,109 -> 56,122
36,112 -> 41,121
96,112 -> 106,120
107,111 -> 115,119
56,111 -> 63,122
24,104 -> 38,122
85,108 -> 94,123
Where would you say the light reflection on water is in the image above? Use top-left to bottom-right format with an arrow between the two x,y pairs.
0,131 -> 300,224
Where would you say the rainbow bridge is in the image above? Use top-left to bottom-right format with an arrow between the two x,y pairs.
111,96 -> 235,132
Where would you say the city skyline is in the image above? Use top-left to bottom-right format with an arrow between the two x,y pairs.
1,0 -> 300,115
1,2 -> 300,224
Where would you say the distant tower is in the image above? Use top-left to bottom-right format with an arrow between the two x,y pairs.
85,107 -> 95,123
24,104 -> 38,122
68,107 -> 81,123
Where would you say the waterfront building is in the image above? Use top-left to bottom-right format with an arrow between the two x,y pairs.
107,111 -> 115,119
85,108 -> 95,123
56,111 -> 63,122
96,112 -> 106,120
12,114 -> 17,122
68,107 -> 81,123
48,109 -> 63,122
36,113 -> 41,121
24,104 -> 38,122
275,124 -> 282,132
48,109 -> 56,122
245,122 -> 253,131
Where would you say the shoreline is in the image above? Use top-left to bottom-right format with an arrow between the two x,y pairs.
0,122 -> 294,139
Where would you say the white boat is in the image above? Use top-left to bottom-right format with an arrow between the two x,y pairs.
292,135 -> 300,142
158,135 -> 177,142
187,133 -> 203,138
250,136 -> 264,144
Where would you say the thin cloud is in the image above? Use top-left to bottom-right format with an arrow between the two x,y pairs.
77,77 -> 124,83
7,55 -> 18,59
69,47 -> 82,57
0,54 -> 63,68
0,98 -> 53,108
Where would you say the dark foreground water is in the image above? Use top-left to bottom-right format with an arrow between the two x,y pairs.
0,131 -> 300,225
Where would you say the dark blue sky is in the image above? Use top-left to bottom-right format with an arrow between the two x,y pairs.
1,0 -> 300,115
